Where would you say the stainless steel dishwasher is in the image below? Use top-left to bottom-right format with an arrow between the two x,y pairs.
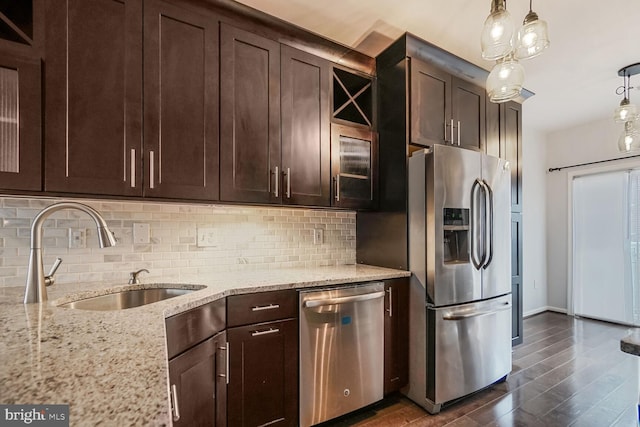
299,282 -> 385,427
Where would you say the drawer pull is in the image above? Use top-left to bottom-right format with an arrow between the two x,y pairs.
218,343 -> 229,384
251,303 -> 280,312
251,327 -> 280,337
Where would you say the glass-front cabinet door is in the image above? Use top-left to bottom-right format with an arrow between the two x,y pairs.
0,55 -> 41,191
331,123 -> 376,209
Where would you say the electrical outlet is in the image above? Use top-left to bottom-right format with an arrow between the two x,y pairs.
69,228 -> 86,249
133,223 -> 150,244
197,227 -> 217,247
313,229 -> 324,245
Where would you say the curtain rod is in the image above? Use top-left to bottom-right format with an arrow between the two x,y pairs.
548,154 -> 640,172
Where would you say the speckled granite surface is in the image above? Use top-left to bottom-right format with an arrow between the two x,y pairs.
621,329 -> 640,356
0,264 -> 409,426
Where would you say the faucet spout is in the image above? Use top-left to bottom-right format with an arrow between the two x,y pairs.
24,202 -> 117,304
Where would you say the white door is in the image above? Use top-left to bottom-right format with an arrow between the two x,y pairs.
572,170 -> 637,326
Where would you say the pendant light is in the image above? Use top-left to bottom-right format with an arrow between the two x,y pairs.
618,120 -> 640,153
515,0 -> 550,60
486,55 -> 525,103
482,0 -> 550,103
614,72 -> 638,123
481,0 -> 515,61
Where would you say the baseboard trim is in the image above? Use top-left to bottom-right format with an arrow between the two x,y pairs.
523,306 -> 568,318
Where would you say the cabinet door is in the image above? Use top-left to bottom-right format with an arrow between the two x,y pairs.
0,54 -> 41,191
384,277 -> 409,394
143,0 -> 219,200
168,331 -> 227,427
331,124 -> 377,210
44,0 -> 142,196
220,24 -> 281,204
281,45 -> 331,206
452,77 -> 486,151
410,58 -> 451,147
503,101 -> 522,212
227,319 -> 298,427
511,213 -> 523,345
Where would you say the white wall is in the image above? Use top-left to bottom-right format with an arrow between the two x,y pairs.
545,117 -> 640,311
521,117 -> 548,316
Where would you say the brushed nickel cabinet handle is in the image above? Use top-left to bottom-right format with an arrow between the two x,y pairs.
386,287 -> 393,317
335,175 -> 340,202
251,327 -> 280,337
218,343 -> 229,384
457,120 -> 461,146
273,166 -> 279,197
443,121 -> 448,143
149,150 -> 155,189
170,384 -> 180,422
130,148 -> 136,188
286,167 -> 291,199
251,303 -> 280,312
450,119 -> 454,145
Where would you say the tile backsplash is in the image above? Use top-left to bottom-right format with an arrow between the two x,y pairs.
0,196 -> 356,288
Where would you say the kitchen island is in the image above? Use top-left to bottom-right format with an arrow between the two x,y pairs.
0,264 -> 409,426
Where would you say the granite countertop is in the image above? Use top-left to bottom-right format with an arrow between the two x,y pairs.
0,264 -> 410,426
620,329 -> 640,356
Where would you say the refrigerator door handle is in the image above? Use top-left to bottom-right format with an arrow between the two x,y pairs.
470,179 -> 484,270
442,302 -> 511,320
481,180 -> 494,269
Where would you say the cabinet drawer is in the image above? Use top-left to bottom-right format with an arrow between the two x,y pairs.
227,289 -> 298,327
165,298 -> 226,359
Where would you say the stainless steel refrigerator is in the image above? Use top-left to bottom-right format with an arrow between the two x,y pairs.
405,145 -> 512,414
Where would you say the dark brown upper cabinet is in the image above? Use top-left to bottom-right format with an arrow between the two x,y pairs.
332,67 -> 373,128
411,58 -> 485,151
280,45 -> 331,206
45,0 -> 219,200
220,25 -> 332,207
0,53 -> 41,191
219,23 -> 281,204
143,0 -> 219,200
44,0 -> 143,196
331,123 -> 377,210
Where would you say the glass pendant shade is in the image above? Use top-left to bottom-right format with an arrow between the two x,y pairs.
614,98 -> 638,123
481,8 -> 515,60
515,12 -> 550,60
486,57 -> 525,103
618,121 -> 640,152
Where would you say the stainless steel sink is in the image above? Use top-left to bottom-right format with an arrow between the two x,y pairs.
57,288 -> 196,311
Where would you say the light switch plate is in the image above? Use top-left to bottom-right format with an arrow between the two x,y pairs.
69,228 -> 86,249
133,223 -> 150,244
313,228 -> 324,245
197,227 -> 217,247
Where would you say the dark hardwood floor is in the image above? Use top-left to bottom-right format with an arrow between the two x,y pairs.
323,311 -> 639,427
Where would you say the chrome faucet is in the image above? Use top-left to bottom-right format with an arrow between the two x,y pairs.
24,202 -> 117,304
128,268 -> 149,284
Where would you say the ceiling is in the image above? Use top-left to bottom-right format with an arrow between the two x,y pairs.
235,0 -> 640,135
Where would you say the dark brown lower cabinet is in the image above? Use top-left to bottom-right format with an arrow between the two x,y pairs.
168,330 -> 227,427
227,319 -> 298,427
384,277 -> 409,394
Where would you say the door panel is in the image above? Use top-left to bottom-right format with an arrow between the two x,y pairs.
227,319 -> 297,427
410,59 -> 450,147
281,45 -> 330,206
44,0 -> 142,196
0,55 -> 41,191
429,144 -> 481,305
220,24 -> 280,203
504,102 -> 522,212
481,154 -> 511,299
452,78 -> 485,151
427,294 -> 511,405
144,0 -> 219,200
